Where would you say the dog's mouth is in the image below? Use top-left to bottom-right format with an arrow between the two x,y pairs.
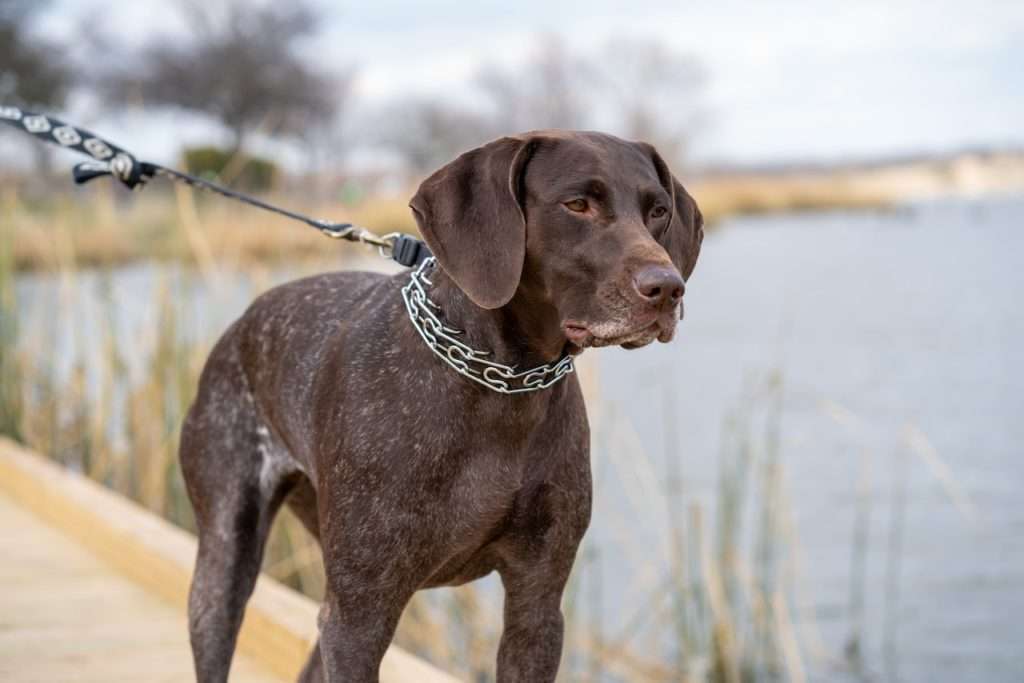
563,309 -> 679,352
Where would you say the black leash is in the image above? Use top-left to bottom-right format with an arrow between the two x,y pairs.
0,104 -> 431,268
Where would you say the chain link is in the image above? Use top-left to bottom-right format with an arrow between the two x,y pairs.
401,258 -> 575,394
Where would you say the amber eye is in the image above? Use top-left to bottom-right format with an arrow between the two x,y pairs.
564,198 -> 589,213
651,205 -> 669,219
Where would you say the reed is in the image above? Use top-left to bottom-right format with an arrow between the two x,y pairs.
0,188 -> 25,441
7,184 -> 419,272
692,174 -> 892,219
0,287 -> 810,679
5,169 -> 898,273
1,185 -> 889,681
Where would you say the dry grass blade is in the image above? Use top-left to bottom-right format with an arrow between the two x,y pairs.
903,423 -> 977,523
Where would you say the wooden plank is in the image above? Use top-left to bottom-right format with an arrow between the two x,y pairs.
0,437 -> 460,682
0,492 -> 282,682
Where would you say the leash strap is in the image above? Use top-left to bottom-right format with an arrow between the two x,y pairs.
0,104 -> 432,268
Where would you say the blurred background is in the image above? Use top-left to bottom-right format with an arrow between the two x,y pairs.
2,1 -> 1022,681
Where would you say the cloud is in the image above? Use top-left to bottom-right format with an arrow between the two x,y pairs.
40,0 -> 1024,164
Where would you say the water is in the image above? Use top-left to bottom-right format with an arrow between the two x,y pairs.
593,197 -> 1024,681
13,197 -> 1024,681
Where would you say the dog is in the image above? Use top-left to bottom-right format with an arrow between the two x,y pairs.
180,130 -> 703,682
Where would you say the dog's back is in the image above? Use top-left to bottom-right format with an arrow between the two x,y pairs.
185,269 -> 399,476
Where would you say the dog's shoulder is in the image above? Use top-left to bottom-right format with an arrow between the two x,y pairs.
208,269 -> 394,356
262,269 -> 389,301
243,270 -> 397,321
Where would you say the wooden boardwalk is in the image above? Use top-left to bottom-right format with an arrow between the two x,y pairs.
0,492 -> 282,682
0,439 -> 459,683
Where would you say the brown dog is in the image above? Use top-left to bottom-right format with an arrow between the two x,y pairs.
180,130 -> 703,682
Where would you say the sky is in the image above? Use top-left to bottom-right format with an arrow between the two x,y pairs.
27,0 -> 1024,166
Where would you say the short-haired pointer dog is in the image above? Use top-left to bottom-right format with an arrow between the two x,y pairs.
180,130 -> 703,682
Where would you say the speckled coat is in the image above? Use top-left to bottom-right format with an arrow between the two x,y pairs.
180,131 -> 703,683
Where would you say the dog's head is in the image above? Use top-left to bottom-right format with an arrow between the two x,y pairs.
410,131 -> 703,352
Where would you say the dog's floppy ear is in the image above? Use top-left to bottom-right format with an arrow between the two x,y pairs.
409,136 -> 537,309
642,144 -> 704,281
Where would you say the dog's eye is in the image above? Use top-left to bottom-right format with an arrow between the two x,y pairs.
651,206 -> 669,219
564,198 -> 589,213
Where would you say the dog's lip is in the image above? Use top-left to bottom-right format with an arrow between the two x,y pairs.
562,318 -> 665,349
563,323 -> 591,346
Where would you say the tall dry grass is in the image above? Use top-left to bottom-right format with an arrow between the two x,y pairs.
8,183 -> 418,272
692,174 -> 892,218
0,185 -> 923,681
5,165 -> 900,273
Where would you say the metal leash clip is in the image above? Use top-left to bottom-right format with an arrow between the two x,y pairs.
313,224 -> 429,267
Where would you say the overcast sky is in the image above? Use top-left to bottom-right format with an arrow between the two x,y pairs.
34,0 -> 1024,166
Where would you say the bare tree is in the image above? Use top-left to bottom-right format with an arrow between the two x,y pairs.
0,1 -> 74,172
371,34 -> 591,175
377,98 -> 493,178
472,34 -> 704,166
594,37 -> 705,168
100,0 -> 348,155
0,0 -> 73,109
476,35 -> 593,133
373,33 -> 706,179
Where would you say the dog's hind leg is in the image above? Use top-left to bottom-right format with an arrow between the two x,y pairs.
286,477 -> 327,683
180,365 -> 297,683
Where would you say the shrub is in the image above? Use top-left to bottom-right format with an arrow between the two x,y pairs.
181,146 -> 279,193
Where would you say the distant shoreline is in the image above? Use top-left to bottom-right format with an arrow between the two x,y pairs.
4,151 -> 1023,272
692,150 -> 1024,219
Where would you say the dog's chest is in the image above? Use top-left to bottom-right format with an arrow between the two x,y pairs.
422,454 -> 559,587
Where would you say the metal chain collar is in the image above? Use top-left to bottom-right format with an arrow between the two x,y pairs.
3,104 -> 570,395
401,258 -> 575,395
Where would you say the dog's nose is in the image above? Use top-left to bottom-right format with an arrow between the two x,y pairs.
633,265 -> 684,311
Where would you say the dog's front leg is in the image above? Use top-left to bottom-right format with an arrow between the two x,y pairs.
494,432 -> 591,681
495,570 -> 569,682
316,590 -> 405,683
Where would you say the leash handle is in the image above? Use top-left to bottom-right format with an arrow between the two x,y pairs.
72,160 -> 157,188
72,161 -> 118,185
1,105 -> 151,188
1,104 -> 432,267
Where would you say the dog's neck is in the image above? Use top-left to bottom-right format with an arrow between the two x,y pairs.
428,269 -> 570,369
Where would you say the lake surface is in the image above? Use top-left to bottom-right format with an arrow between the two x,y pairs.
593,197 -> 1024,682
13,197 -> 1024,681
